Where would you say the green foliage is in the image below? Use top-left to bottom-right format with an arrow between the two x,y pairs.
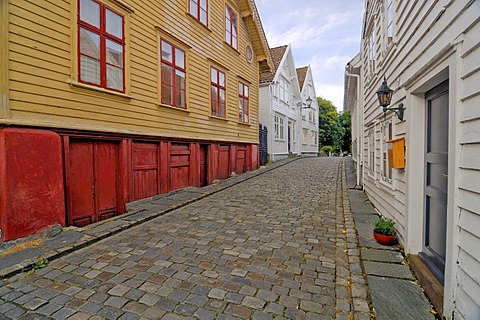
320,145 -> 334,153
23,258 -> 48,274
317,97 -> 351,153
374,218 -> 396,236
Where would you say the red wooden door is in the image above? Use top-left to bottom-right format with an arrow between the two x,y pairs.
235,145 -> 247,174
67,140 -> 120,227
170,143 -> 190,191
218,145 -> 230,180
199,145 -> 208,187
133,142 -> 159,200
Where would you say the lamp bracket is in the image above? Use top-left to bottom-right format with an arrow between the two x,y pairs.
382,103 -> 405,121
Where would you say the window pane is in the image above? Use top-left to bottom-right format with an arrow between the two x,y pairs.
219,88 -> 225,105
106,9 -> 123,38
211,86 -> 218,104
106,65 -> 123,90
219,72 -> 225,87
200,9 -> 207,25
244,85 -> 248,97
161,41 -> 173,63
161,84 -> 173,105
80,28 -> 100,58
190,0 -> 198,16
80,55 -> 100,84
238,82 -> 243,93
175,48 -> 185,69
211,68 -> 217,83
200,0 -> 207,10
175,70 -> 186,89
80,0 -> 100,27
106,40 -> 123,67
161,63 -> 173,86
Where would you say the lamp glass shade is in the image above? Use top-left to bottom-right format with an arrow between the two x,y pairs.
306,96 -> 313,107
376,78 -> 394,108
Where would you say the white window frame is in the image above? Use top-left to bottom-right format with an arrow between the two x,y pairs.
368,127 -> 375,176
278,78 -> 289,103
381,120 -> 393,183
386,0 -> 394,45
274,114 -> 285,140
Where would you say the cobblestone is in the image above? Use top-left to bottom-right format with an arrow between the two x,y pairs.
0,158 -> 369,319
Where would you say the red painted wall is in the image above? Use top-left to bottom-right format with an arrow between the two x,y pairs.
0,128 -> 65,241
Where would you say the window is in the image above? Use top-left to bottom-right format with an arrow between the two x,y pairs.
279,78 -> 289,103
312,131 -> 317,146
381,120 -> 393,182
368,128 -> 375,174
225,4 -> 238,49
189,0 -> 207,26
369,30 -> 376,74
78,0 -> 125,92
387,0 -> 393,44
302,109 -> 306,120
302,129 -> 308,145
211,67 -> 226,117
160,40 -> 186,108
238,82 -> 249,123
274,115 -> 284,140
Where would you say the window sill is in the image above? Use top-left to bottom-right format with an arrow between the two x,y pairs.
237,121 -> 251,127
186,13 -> 211,33
223,42 -> 240,55
67,80 -> 133,99
209,115 -> 228,122
157,103 -> 190,113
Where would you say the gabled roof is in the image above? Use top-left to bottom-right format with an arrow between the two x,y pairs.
238,0 -> 273,75
260,45 -> 288,84
296,66 -> 309,90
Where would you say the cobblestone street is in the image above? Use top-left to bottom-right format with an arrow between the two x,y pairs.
0,158 -> 369,319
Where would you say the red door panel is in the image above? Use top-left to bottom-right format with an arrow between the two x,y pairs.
96,142 -> 118,220
236,146 -> 246,174
67,139 -> 120,227
170,144 -> 190,191
133,142 -> 159,200
218,145 -> 230,180
200,145 -> 208,187
68,141 -> 95,227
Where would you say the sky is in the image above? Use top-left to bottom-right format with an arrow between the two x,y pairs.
255,0 -> 365,111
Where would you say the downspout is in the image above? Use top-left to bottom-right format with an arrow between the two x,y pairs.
345,66 -> 363,188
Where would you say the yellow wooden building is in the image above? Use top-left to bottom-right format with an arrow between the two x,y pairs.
0,0 -> 271,241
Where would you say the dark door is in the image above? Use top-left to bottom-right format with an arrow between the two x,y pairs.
259,124 -> 268,165
170,143 -> 190,191
199,145 -> 208,187
218,145 -> 230,180
235,145 -> 246,174
421,81 -> 449,284
67,140 -> 119,227
132,142 -> 159,201
287,123 -> 292,153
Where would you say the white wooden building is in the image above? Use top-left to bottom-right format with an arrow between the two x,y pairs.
297,66 -> 319,156
259,45 -> 302,161
344,0 -> 480,318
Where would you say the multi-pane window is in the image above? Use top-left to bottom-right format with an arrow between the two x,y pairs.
78,0 -> 125,92
279,79 -> 289,103
274,115 -> 284,140
302,129 -> 308,145
368,128 -> 375,174
161,40 -> 186,108
381,121 -> 393,182
312,131 -> 317,146
369,30 -> 376,74
387,0 -> 394,44
225,4 -> 238,49
211,67 -> 226,117
189,0 -> 207,26
238,82 -> 249,123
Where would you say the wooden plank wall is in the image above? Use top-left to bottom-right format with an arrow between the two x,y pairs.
6,0 -> 260,144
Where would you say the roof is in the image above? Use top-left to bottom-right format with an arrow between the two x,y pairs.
296,66 -> 309,90
260,45 -> 288,84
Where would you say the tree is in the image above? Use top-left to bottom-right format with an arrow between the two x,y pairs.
317,97 -> 344,152
338,110 -> 352,153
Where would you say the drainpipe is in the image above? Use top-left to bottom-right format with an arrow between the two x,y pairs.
345,65 -> 363,188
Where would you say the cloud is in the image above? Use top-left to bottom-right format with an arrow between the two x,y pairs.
256,0 -> 364,110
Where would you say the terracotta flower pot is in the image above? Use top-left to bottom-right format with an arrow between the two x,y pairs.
373,231 -> 397,245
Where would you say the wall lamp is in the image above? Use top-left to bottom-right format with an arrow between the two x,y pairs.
376,77 -> 405,121
301,96 -> 313,109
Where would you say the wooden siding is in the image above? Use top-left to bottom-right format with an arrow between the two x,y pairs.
0,0 -> 9,118
5,0 -> 263,144
359,0 -> 480,318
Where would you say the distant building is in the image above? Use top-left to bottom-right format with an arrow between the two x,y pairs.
259,44 -> 318,161
344,0 -> 480,318
0,0 -> 271,241
296,66 -> 319,157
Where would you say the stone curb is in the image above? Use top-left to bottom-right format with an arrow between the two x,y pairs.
0,157 -> 300,279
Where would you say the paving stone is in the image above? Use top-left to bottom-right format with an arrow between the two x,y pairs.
241,296 -> 265,309
51,307 -> 77,320
139,293 -> 161,306
363,261 -> 414,280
